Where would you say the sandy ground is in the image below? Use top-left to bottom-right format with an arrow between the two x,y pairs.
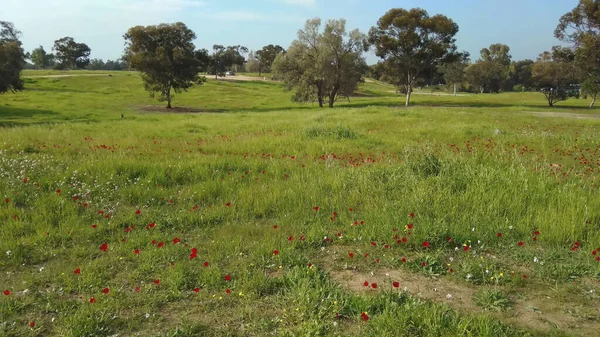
23,74 -> 113,78
528,111 -> 600,119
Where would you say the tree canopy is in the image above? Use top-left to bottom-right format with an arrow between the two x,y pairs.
368,8 -> 459,106
53,37 -> 91,69
0,21 -> 25,94
256,44 -> 285,76
531,46 -> 580,107
209,45 -> 248,79
30,46 -> 55,69
124,22 -> 207,108
273,18 -> 368,108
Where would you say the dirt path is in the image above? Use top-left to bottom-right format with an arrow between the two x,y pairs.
329,267 -> 600,336
528,111 -> 600,119
208,75 -> 273,82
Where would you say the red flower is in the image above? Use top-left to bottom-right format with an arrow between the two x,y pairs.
497,232 -> 502,237
422,241 -> 430,248
74,268 -> 81,275
157,242 -> 165,248
194,287 -> 200,293
273,249 -> 279,255
225,289 -> 231,294
29,321 -> 35,328
224,275 -> 231,281
172,237 -> 181,244
288,236 -> 294,241
134,249 -> 140,255
522,274 -> 527,279
370,241 -> 377,247
203,261 -> 209,267
3,290 -> 10,296
446,237 -> 452,242
99,243 -> 108,252
226,202 -> 231,207
4,198 -> 9,204
449,268 -> 454,273
56,189 -> 61,194
337,232 -> 342,238
406,224 -> 413,230
151,239 -> 157,245
23,177 -> 28,183
102,288 -> 110,294
392,281 -> 400,288
153,279 -> 160,285
463,246 -> 470,252
361,312 -> 369,321
421,262 -> 427,267
402,237 -> 407,243
409,212 -> 415,218
313,206 -> 319,211
518,241 -> 524,247
533,231 -> 540,236
371,283 -> 378,289
360,221 -> 365,225
89,297 -> 96,303
273,225 -> 278,229
401,257 -> 407,263
190,248 -> 198,260
348,252 -> 354,258
135,209 -> 141,215
376,259 -> 380,263
384,244 -> 390,249
125,227 -> 131,233
363,281 -> 369,287
135,287 -> 141,293
348,208 -> 353,211
593,251 -> 598,256
147,222 -> 156,229
91,224 -> 97,229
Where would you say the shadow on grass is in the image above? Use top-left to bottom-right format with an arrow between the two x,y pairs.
340,100 -> 599,111
0,106 -> 61,127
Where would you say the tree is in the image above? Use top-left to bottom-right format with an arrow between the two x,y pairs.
124,22 -> 207,108
256,44 -> 285,76
480,43 -> 512,67
210,45 -> 248,79
466,61 -> 505,93
87,58 -> 106,70
53,37 -> 91,69
531,46 -> 580,107
556,1 -> 600,108
438,51 -> 470,96
30,46 -> 54,69
510,59 -> 534,91
245,51 -> 261,73
0,21 -> 25,93
368,8 -> 459,106
273,18 -> 368,108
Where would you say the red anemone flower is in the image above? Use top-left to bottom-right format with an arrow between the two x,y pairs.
392,281 -> 400,288
100,243 -> 108,252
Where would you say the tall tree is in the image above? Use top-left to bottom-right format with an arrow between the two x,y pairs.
0,21 -> 25,93
480,43 -> 512,67
124,22 -> 207,108
368,8 -> 459,106
210,45 -> 248,79
53,37 -> 91,69
555,0 -> 600,108
30,46 -> 55,69
531,46 -> 580,107
273,18 -> 368,108
510,59 -> 534,91
256,44 -> 285,76
438,51 -> 470,96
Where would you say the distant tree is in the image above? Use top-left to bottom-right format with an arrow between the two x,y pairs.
124,22 -> 207,108
273,18 -> 368,108
438,51 -> 470,96
210,45 -> 248,79
466,61 -> 506,93
510,59 -> 534,91
87,58 -> 106,70
256,44 -> 285,76
245,51 -> 261,73
531,46 -> 580,107
556,0 -> 600,108
0,21 -> 25,93
53,37 -> 91,69
368,8 -> 459,106
30,46 -> 55,69
480,43 -> 512,67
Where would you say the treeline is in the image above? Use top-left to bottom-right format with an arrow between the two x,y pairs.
2,1 -> 599,108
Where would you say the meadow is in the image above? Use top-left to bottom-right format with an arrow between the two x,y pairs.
1,71 -> 600,336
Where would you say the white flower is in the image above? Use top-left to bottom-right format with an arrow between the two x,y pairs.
509,226 -> 514,230
533,256 -> 539,263
449,257 -> 454,262
39,267 -> 45,272
446,294 -> 453,300
472,227 -> 476,232
145,313 -> 150,319
466,274 -> 472,279
6,251 -> 11,256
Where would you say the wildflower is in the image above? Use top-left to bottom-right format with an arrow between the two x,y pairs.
361,312 -> 369,321
363,281 -> 369,287
518,241 -> 524,247
194,288 -> 200,293
371,283 -> 378,289
29,321 -> 35,328
422,241 -> 430,248
392,281 -> 400,288
224,275 -> 231,281
348,252 -> 354,258
89,297 -> 96,303
134,249 -> 140,255
497,232 -> 502,237
273,250 -> 279,255
102,288 -> 110,294
74,268 -> 81,275
153,279 -> 160,285
3,290 -> 10,296
99,243 -> 108,252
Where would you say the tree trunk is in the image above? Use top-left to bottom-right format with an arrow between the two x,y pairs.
453,83 -> 457,97
405,84 -> 412,107
165,87 -> 172,109
590,96 -> 596,108
258,64 -> 261,77
318,95 -> 324,108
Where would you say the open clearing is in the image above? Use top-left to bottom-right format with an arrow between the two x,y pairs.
1,71 -> 600,337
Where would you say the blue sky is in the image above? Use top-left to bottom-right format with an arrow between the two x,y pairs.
5,0 -> 578,64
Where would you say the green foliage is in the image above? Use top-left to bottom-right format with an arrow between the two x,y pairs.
0,21 -> 25,94
474,289 -> 513,312
52,37 -> 91,70
256,44 -> 285,75
124,22 -> 207,108
209,45 -> 248,78
30,45 -> 55,69
368,8 -> 459,106
531,47 -> 580,107
273,18 -> 368,108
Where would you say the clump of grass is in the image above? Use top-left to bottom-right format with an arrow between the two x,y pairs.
304,124 -> 359,139
474,289 -> 513,311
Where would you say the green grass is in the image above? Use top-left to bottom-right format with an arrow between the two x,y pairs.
0,72 -> 599,336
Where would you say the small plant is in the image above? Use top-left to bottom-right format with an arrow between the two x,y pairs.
474,289 -> 512,311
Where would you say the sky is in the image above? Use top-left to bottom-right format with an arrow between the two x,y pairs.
4,0 -> 578,65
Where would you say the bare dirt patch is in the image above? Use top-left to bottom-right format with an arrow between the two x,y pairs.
329,267 -> 600,336
136,105 -> 227,113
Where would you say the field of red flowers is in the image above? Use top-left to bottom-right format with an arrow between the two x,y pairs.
1,75 -> 600,336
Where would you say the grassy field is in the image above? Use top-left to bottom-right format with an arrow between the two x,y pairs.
1,70 -> 600,337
